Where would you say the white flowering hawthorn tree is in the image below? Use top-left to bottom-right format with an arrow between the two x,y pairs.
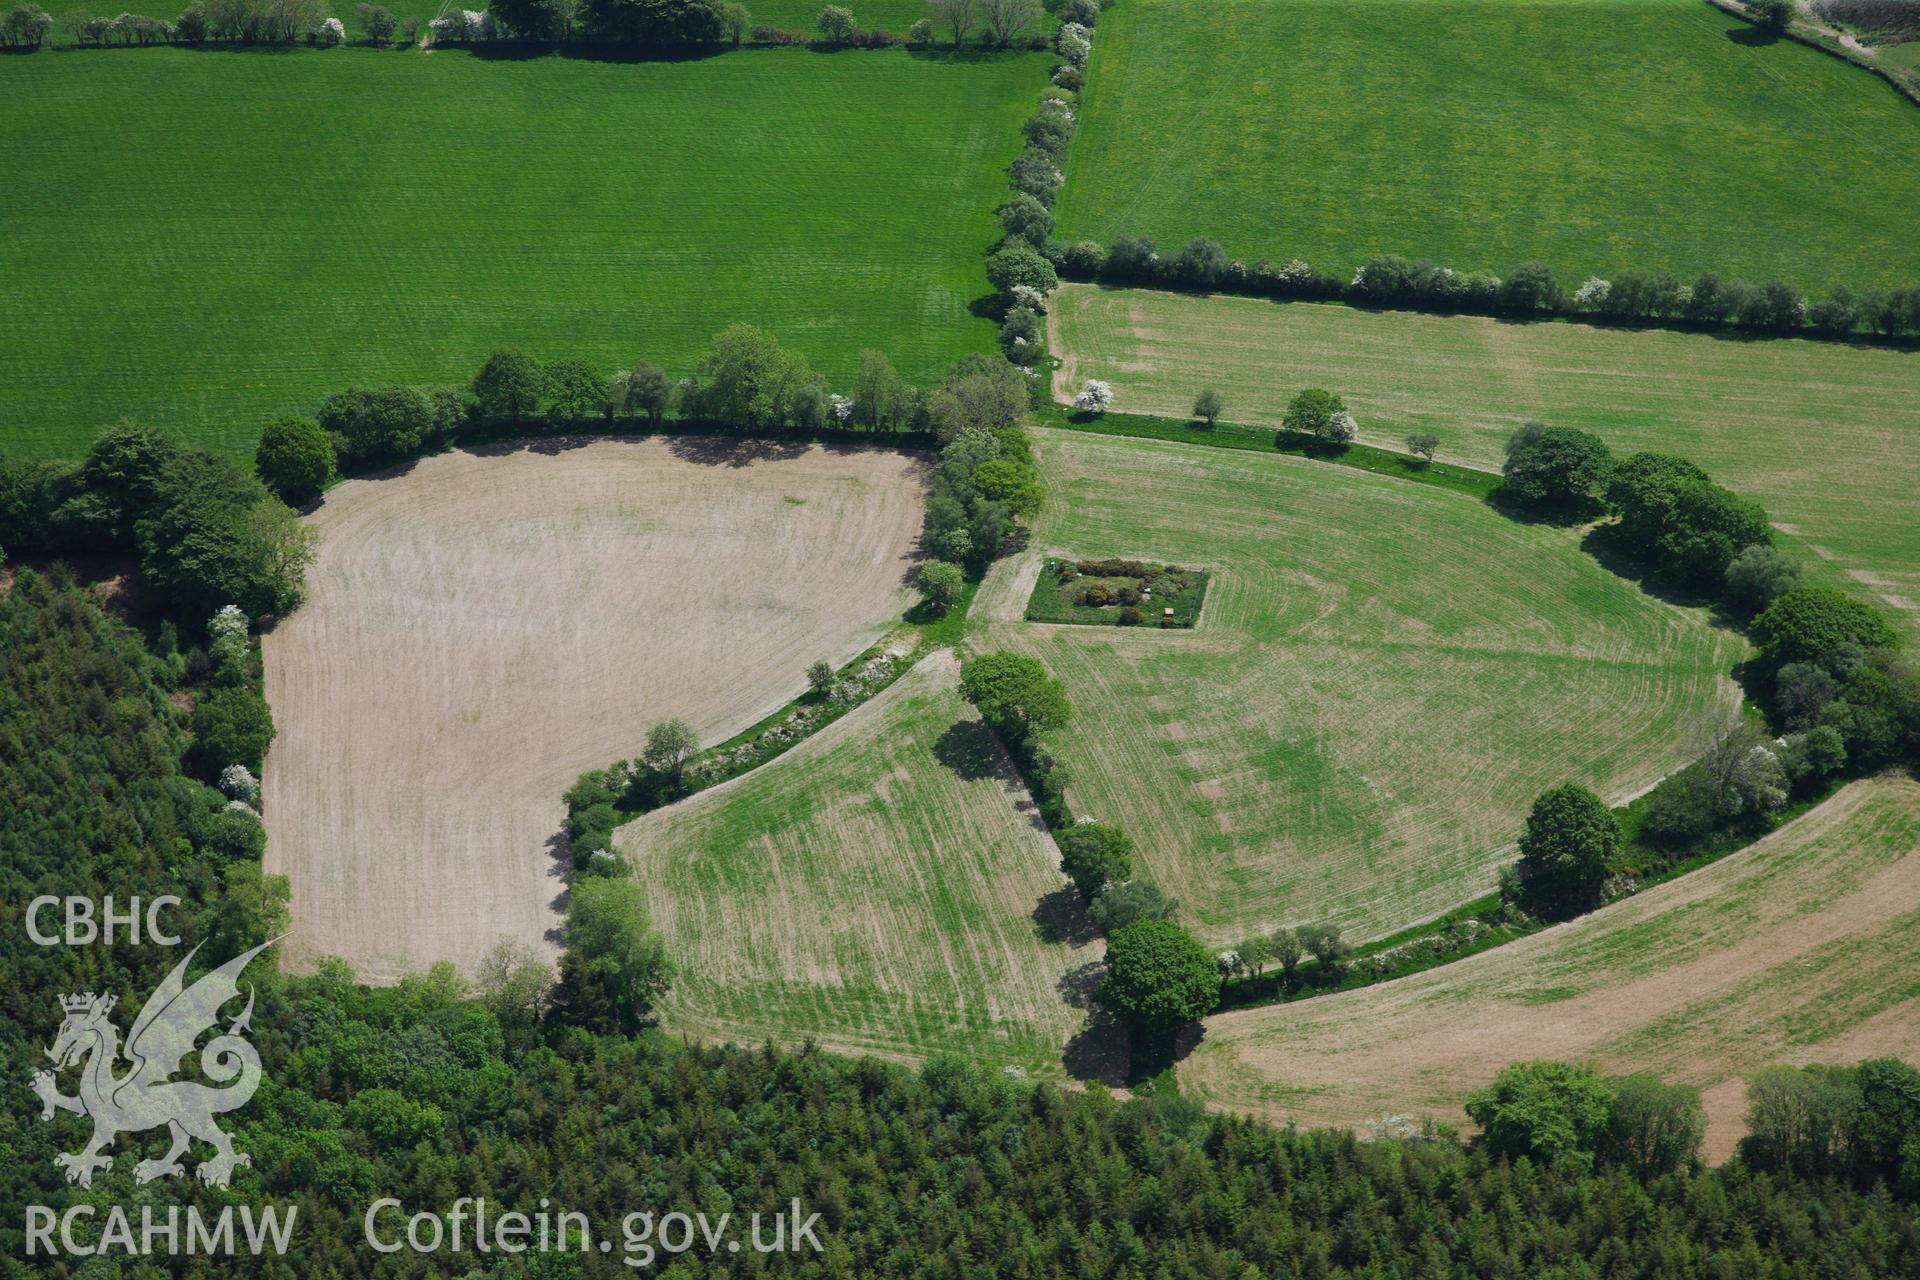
1057,21 -> 1089,63
209,604 -> 249,670
219,764 -> 261,806
1277,259 -> 1314,287
1074,379 -> 1114,415
1327,411 -> 1357,444
1573,277 -> 1611,308
1010,283 -> 1048,312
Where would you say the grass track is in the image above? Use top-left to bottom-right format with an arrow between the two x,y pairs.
1055,0 -> 1920,291
615,652 -> 1102,1074
1050,285 -> 1920,638
1180,775 -> 1920,1159
972,429 -> 1746,946
0,46 -> 1046,457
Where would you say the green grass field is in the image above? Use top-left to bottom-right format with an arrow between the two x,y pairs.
614,652 -> 1102,1074
1055,0 -> 1920,292
0,45 -> 1046,457
1180,775 -> 1920,1158
972,429 -> 1746,946
1050,285 -> 1920,638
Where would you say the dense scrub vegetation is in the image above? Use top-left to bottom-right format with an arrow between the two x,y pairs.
0,422 -> 313,627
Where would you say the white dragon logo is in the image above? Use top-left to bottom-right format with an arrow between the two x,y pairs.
32,939 -> 276,1188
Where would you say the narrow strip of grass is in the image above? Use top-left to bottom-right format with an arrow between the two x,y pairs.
1036,404 -> 1501,500
1215,773 -> 1856,1015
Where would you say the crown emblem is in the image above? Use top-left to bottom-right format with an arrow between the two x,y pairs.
61,992 -> 114,1016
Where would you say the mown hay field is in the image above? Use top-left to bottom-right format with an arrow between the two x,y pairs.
1051,285 -> 1920,637
616,651 -> 1103,1075
262,437 -> 924,982
1054,0 -> 1920,291
1180,775 -> 1920,1160
0,46 -> 1046,457
972,429 -> 1745,945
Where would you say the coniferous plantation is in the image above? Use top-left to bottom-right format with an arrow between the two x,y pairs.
5,0 -> 1920,1274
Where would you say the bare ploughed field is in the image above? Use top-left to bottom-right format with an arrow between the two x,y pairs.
1179,776 -> 1920,1159
263,437 -> 925,981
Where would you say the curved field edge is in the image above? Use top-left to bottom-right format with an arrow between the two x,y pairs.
1054,0 -> 1920,292
614,651 -> 1105,1076
972,428 -> 1746,946
262,438 -> 924,982
1049,284 -> 1920,639
1180,773 -> 1920,1160
0,46 -> 1050,457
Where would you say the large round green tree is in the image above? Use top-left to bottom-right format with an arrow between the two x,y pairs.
1466,1061 -> 1615,1166
254,415 -> 335,504
1752,587 -> 1899,672
1100,918 -> 1219,1066
958,651 -> 1070,744
1057,822 -> 1133,898
1515,783 -> 1620,914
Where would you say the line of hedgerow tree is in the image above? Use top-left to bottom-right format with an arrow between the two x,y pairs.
1495,423 -> 1917,920
974,6 -> 1101,379
1053,235 -> 1920,342
956,648 -> 1222,1076
0,0 -> 1073,50
242,326 -> 1027,506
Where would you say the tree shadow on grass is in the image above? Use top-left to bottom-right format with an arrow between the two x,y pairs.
1059,957 -> 1132,1087
968,292 -> 1004,320
1032,886 -> 1097,947
1481,487 -> 1600,528
932,719 -> 1001,781
1726,24 -> 1780,46
664,434 -> 812,468
1579,523 -> 1736,618
1056,957 -> 1105,1010
1063,1008 -> 1130,1087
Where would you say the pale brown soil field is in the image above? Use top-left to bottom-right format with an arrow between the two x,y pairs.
615,652 -> 1109,1077
1179,775 -> 1920,1159
262,437 -> 925,982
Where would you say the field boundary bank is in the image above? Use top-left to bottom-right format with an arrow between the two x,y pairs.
1050,269 -> 1920,350
1708,0 -> 1920,108
1037,404 -> 1501,498
562,580 -> 980,868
